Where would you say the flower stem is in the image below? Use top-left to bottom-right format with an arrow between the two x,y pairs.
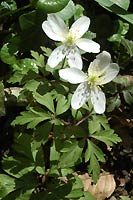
74,112 -> 92,126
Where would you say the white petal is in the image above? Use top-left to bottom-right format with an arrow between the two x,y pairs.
91,88 -> 106,114
47,45 -> 66,68
71,82 -> 90,109
59,68 -> 87,84
42,21 -> 65,41
70,16 -> 90,39
66,47 -> 83,69
76,38 -> 100,53
99,63 -> 119,85
42,14 -> 68,41
89,51 -> 111,76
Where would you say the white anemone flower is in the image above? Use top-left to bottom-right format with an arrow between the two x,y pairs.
42,14 -> 100,69
59,51 -> 119,114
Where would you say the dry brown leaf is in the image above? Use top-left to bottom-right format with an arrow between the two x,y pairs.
78,171 -> 116,200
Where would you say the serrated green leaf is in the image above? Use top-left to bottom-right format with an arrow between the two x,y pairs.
31,50 -> 45,68
0,43 -> 17,65
33,92 -> 55,113
8,58 -> 39,84
12,107 -> 51,129
88,115 -> 110,134
89,119 -> 101,134
0,174 -> 15,198
85,140 -> 105,182
88,153 -> 100,183
56,94 -> 70,115
59,140 -> 84,168
121,38 -> 133,57
24,80 -> 40,92
85,140 -> 105,163
91,130 -> 122,146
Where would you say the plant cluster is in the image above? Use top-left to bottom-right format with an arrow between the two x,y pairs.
0,0 -> 132,199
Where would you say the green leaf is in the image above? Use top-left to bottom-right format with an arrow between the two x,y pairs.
123,87 -> 133,105
40,46 -> 52,57
79,192 -> 96,200
74,4 -> 84,20
33,92 -> 55,113
19,11 -> 36,31
0,81 -> 5,117
56,94 -> 70,115
2,156 -> 35,179
109,0 -> 130,10
50,141 -> 60,162
71,109 -> 83,121
56,0 -> 75,20
94,0 -> 133,24
121,38 -> 133,57
65,176 -> 84,198
0,43 -> 17,65
65,189 -> 83,199
107,95 -> 121,112
31,50 -> 45,68
114,75 -> 132,87
58,140 -> 84,168
120,196 -> 130,200
36,0 -> 70,13
88,115 -> 110,134
0,174 -> 15,198
0,0 -> 17,19
24,80 -> 40,92
8,58 -> 39,84
35,122 -> 52,145
12,107 -> 51,129
85,140 -> 105,183
36,166 -> 45,174
108,20 -> 129,43
91,130 -> 122,146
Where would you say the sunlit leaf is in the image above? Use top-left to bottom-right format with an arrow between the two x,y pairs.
0,174 -> 15,198
91,130 -> 122,146
33,92 -> 55,113
56,94 -> 70,115
12,107 -> 51,128
59,140 -> 84,168
85,140 -> 105,182
94,0 -> 133,24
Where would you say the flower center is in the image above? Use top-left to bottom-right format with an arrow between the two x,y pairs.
88,72 -> 104,88
64,31 -> 76,47
88,74 -> 98,87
